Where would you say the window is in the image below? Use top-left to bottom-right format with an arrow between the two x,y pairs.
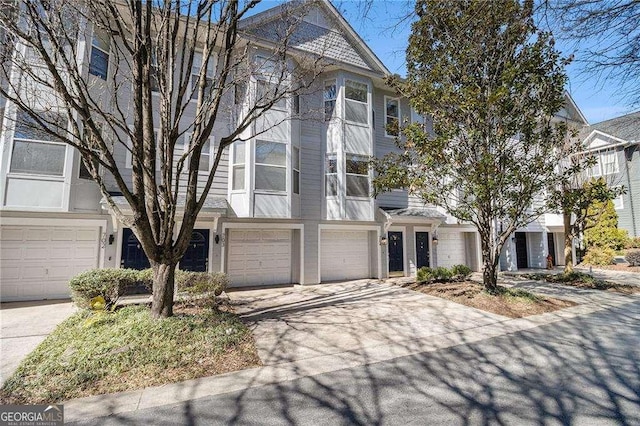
150,49 -> 159,92
601,150 -> 619,175
79,123 -> 103,180
293,146 -> 300,194
191,52 -> 215,100
184,134 -> 213,173
324,80 -> 336,121
325,153 -> 337,196
89,26 -> 110,80
344,80 -> 368,124
255,140 -> 286,191
256,80 -> 287,110
345,154 -> 369,197
385,97 -> 400,137
10,111 -> 67,176
232,141 -> 245,190
589,153 -> 602,177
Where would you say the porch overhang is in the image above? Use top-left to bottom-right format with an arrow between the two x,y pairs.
379,207 -> 447,231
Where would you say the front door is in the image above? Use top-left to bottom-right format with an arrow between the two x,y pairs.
515,232 -> 528,269
181,229 -> 210,272
416,232 -> 430,269
121,228 -> 151,294
388,231 -> 404,276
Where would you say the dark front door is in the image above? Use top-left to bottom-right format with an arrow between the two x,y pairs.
121,228 -> 150,270
547,233 -> 556,266
181,229 -> 210,272
121,228 -> 151,294
388,231 -> 404,275
416,232 -> 430,269
515,232 -> 528,269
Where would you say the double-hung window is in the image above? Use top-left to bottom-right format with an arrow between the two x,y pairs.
325,153 -> 337,196
256,80 -> 287,110
183,134 -> 213,173
324,80 -> 336,121
89,26 -> 110,80
344,80 -> 368,124
232,142 -> 245,190
10,111 -> 67,176
613,187 -> 624,210
345,154 -> 369,197
601,150 -> 619,175
385,97 -> 400,137
191,52 -> 215,100
255,140 -> 286,192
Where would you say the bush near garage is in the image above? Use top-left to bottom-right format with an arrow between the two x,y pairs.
69,268 -> 141,309
581,246 -> 616,266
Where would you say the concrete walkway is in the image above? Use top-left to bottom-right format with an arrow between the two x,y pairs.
62,279 -> 639,422
0,300 -> 76,385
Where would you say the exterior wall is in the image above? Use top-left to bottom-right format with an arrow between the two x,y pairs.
620,145 -> 639,237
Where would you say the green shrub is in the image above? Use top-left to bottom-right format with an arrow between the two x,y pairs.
176,271 -> 228,296
625,250 -> 640,266
433,267 -> 453,281
69,268 -> 140,309
451,264 -> 472,279
417,266 -> 434,283
626,237 -> 640,249
581,247 -> 615,266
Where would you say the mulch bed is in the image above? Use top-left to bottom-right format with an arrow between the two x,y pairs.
396,280 -> 576,319
578,264 -> 640,273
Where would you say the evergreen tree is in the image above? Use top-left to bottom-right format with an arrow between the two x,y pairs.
584,199 -> 629,250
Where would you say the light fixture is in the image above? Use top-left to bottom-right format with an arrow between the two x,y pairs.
432,234 -> 438,244
214,234 -> 220,244
380,236 -> 388,246
108,234 -> 114,245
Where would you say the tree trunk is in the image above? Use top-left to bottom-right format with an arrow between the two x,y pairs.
482,257 -> 499,293
151,261 -> 176,318
563,211 -> 574,274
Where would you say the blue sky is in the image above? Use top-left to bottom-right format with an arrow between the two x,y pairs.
247,0 -> 637,125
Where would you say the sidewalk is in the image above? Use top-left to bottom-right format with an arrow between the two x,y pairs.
62,278 -> 639,423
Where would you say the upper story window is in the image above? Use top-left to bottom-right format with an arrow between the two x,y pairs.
255,140 -> 286,192
10,111 -> 67,176
325,153 -> 337,196
385,97 -> 400,137
89,26 -> 110,80
345,153 -> 369,197
256,80 -> 287,110
324,80 -> 336,121
293,146 -> 300,195
613,187 -> 624,210
184,134 -> 214,173
589,149 -> 619,177
344,80 -> 368,124
232,141 -> 245,190
191,52 -> 215,100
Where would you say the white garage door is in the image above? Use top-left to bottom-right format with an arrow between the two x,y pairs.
0,226 -> 100,301
227,229 -> 291,287
321,230 -> 370,282
437,231 -> 466,268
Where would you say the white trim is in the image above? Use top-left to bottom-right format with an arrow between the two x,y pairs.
221,222 -> 304,285
0,217 -> 107,227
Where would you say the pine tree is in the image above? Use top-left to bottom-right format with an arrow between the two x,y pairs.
584,199 -> 629,250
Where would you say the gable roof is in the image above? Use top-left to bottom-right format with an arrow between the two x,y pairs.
239,0 -> 390,76
578,110 -> 640,142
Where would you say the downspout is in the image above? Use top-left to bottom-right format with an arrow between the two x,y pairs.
624,143 -> 638,237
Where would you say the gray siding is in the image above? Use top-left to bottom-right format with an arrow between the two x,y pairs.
620,145 -> 639,237
299,90 -> 323,220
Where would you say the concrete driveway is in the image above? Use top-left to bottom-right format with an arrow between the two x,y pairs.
230,280 -> 508,365
0,300 -> 76,385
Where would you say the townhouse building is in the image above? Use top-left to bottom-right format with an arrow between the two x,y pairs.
0,0 -> 586,301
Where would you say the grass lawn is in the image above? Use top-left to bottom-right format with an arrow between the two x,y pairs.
396,281 -> 576,318
522,272 -> 640,295
0,303 -> 261,404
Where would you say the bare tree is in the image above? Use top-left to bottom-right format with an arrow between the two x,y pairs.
0,0 -> 326,318
541,0 -> 640,107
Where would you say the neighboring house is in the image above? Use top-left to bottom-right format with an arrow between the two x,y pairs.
499,96 -> 589,271
0,0 -> 585,301
576,112 -> 640,238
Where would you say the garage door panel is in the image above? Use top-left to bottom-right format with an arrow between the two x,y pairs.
1,225 -> 100,301
321,230 -> 370,282
227,229 -> 292,287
